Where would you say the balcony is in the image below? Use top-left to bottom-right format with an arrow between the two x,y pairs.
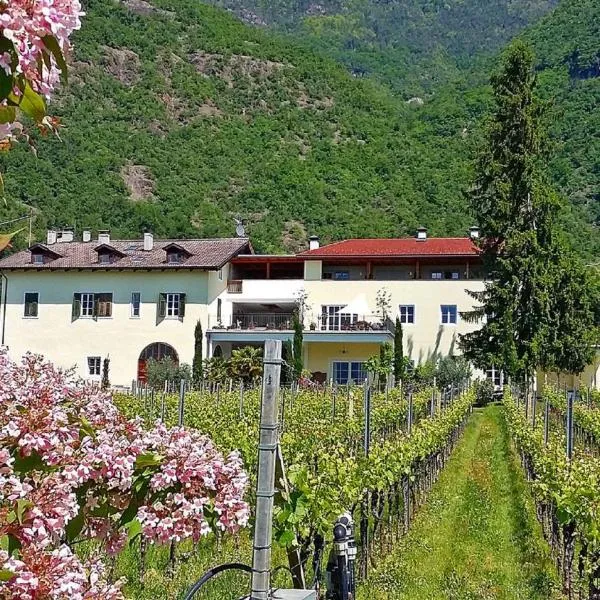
228,313 -> 295,330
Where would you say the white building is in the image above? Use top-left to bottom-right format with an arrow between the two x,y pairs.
0,227 -> 495,386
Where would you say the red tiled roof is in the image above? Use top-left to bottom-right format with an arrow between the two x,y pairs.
0,238 -> 251,270
299,238 -> 480,258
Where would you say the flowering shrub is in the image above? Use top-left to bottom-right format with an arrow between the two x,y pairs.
0,350 -> 249,598
0,0 -> 83,157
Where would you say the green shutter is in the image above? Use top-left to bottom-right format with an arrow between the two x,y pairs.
93,296 -> 99,321
71,293 -> 81,322
157,293 -> 166,324
31,301 -> 38,318
179,293 -> 186,320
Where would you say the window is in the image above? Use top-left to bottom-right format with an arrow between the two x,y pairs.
157,292 -> 186,321
321,305 -> 344,330
80,293 -> 94,317
441,304 -> 458,324
486,367 -> 503,388
218,268 -> 223,281
167,293 -> 180,317
24,292 -> 39,318
431,272 -> 443,280
131,292 -> 141,317
445,271 -> 460,280
32,253 -> 45,265
334,271 -> 350,281
87,356 -> 101,376
98,252 -> 112,264
167,251 -> 183,264
96,293 -> 113,317
217,298 -> 222,324
333,361 -> 367,384
72,293 -> 112,319
399,305 -> 415,324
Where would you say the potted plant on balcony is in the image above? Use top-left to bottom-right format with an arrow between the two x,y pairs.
309,321 -> 317,331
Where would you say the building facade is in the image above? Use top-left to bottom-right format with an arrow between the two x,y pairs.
0,227 -> 494,387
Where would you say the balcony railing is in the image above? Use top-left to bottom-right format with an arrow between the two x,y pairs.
228,313 -> 295,330
318,314 -> 395,333
227,280 -> 243,293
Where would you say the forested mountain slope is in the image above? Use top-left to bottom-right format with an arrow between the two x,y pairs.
1,0 -> 599,256
1,0 -> 478,253
207,0 -> 558,95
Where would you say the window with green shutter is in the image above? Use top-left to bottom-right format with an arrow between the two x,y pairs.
157,293 -> 167,324
72,293 -> 81,321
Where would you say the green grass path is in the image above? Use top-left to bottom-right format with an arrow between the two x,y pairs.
360,405 -> 562,600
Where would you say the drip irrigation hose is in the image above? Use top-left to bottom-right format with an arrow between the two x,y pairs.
182,562 -> 251,600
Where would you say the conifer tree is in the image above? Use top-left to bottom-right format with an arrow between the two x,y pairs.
393,317 -> 405,383
292,312 -> 304,380
460,41 -> 598,379
192,320 -> 203,383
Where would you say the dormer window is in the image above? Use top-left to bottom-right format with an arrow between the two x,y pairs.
94,244 -> 124,265
163,243 -> 190,265
29,243 -> 61,265
167,251 -> 183,264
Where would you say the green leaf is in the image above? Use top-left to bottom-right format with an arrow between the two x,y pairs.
79,416 -> 96,440
65,509 -> 85,542
0,105 -> 15,124
41,36 -> 68,84
135,452 -> 163,470
0,570 -> 15,582
18,83 -> 46,122
7,534 -> 21,557
0,71 -> 12,103
16,499 -> 32,524
125,518 -> 142,542
12,451 -> 49,474
118,501 -> 139,528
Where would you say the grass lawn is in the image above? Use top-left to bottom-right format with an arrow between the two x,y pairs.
359,405 -> 562,600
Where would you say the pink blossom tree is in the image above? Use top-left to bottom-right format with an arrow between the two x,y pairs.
0,350 -> 250,598
0,0 -> 84,196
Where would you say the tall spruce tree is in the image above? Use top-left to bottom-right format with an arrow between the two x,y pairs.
393,317 -> 405,383
292,312 -> 304,380
192,320 -> 203,383
460,41 -> 598,379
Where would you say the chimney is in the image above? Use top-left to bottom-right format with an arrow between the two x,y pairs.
82,230 -> 92,243
416,227 -> 427,241
469,226 -> 480,239
143,232 -> 154,251
59,228 -> 74,243
46,229 -> 57,245
309,235 -> 320,251
98,230 -> 110,245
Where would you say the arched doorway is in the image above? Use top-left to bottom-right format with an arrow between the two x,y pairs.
138,342 -> 178,383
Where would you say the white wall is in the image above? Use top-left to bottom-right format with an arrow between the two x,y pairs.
1,270 -> 225,386
213,279 -> 305,328
303,279 -> 486,364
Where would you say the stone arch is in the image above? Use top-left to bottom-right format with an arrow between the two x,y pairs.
138,342 -> 178,382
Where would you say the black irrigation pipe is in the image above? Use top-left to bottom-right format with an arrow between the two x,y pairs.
182,562 -> 252,600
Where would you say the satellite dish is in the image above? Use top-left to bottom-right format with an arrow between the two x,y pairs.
234,217 -> 246,238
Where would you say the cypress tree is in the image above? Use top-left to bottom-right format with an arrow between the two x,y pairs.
393,317 -> 404,383
460,41 -> 599,379
101,357 -> 110,390
192,319 -> 203,383
292,312 -> 304,380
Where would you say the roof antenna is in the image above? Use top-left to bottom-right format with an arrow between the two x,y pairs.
234,216 -> 246,238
